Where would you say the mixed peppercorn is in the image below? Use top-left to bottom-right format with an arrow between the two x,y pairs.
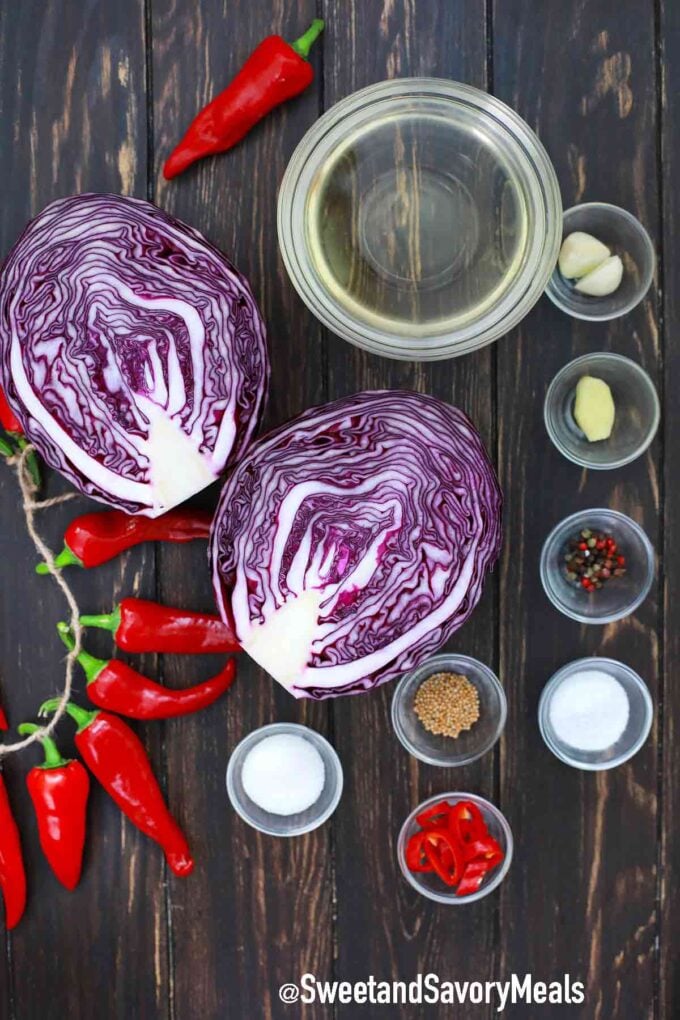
564,528 -> 626,592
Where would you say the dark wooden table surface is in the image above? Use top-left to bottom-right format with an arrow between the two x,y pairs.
0,1 -> 677,1018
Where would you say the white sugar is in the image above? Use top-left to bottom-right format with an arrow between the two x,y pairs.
549,669 -> 630,752
242,733 -> 325,815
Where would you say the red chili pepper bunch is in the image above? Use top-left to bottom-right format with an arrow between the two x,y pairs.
38,508 -> 240,720
405,800 -> 505,897
1,508 -> 241,931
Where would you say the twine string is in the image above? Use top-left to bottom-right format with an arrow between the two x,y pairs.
0,444 -> 80,758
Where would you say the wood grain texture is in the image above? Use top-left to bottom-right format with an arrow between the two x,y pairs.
659,1 -> 678,1017
0,3 -> 170,1019
0,1 -> 675,1017
321,3 -> 499,1017
493,3 -> 660,1017
151,2 -> 332,1018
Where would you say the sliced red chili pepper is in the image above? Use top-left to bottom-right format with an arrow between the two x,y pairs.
462,836 -> 504,864
79,597 -> 240,654
457,859 -> 492,897
415,800 -> 452,830
405,831 -> 433,873
422,829 -> 465,887
36,508 -> 213,574
449,800 -> 487,844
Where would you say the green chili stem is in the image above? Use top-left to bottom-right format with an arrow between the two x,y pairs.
18,722 -> 69,768
79,605 -> 121,635
290,18 -> 324,59
40,699 -> 98,732
36,545 -> 83,574
57,622 -> 106,685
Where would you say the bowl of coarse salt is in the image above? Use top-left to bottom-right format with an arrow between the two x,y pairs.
226,722 -> 343,836
538,657 -> 653,770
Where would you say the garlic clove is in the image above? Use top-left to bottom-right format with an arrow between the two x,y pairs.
558,232 -> 611,279
574,255 -> 624,297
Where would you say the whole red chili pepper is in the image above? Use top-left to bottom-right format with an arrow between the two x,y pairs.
163,19 -> 324,179
0,771 -> 27,929
37,508 -> 213,574
0,386 -> 40,486
79,597 -> 240,654
40,700 -> 194,877
0,704 -> 8,731
17,723 -> 90,891
57,622 -> 236,719
0,386 -> 22,436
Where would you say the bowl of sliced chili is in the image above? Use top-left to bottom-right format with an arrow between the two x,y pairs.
397,793 -> 512,904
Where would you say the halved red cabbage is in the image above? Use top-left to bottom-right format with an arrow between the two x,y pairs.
0,194 -> 268,516
211,390 -> 502,699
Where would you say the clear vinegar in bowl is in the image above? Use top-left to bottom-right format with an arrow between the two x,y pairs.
306,105 -> 528,336
278,79 -> 561,360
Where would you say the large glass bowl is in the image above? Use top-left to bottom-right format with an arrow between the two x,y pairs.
278,79 -> 562,361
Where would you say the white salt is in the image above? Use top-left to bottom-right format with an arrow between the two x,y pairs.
241,733 -> 325,815
549,669 -> 630,752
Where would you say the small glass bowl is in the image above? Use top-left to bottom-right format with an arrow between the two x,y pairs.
391,654 -> 506,766
397,792 -> 513,904
545,202 -> 655,320
538,657 -> 653,770
226,723 -> 343,837
544,352 -> 660,469
540,508 -> 655,624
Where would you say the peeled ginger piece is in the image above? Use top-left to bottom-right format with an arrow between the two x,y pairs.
574,375 -> 615,442
558,232 -> 611,279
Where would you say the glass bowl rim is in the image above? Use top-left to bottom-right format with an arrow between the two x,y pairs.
545,201 -> 656,322
226,722 -> 344,837
537,656 -> 653,770
277,76 -> 562,361
397,791 -> 513,904
391,653 -> 507,766
539,508 -> 655,624
543,351 -> 660,470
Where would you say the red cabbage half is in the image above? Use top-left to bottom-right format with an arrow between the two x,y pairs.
0,194 -> 268,516
211,390 -> 502,699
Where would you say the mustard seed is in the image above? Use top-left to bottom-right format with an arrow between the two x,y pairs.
413,671 -> 480,739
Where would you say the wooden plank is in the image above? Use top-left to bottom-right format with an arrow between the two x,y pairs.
151,3 -> 332,1017
0,3 -> 170,1018
320,1 -> 499,1012
659,2 -> 679,1016
493,3 -> 660,1017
